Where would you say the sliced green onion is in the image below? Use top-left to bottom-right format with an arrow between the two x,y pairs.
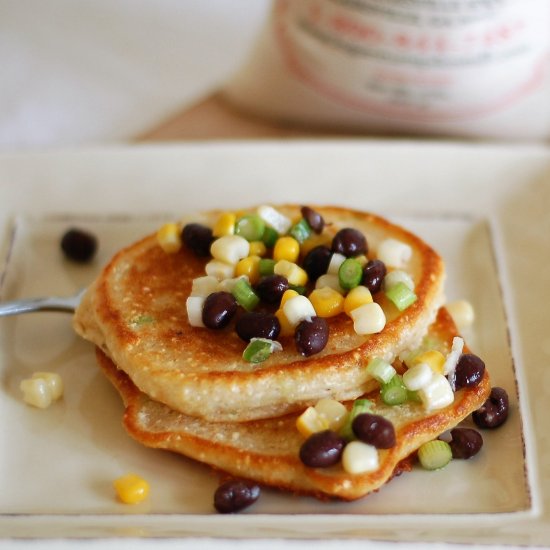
289,218 -> 312,243
235,215 -> 265,242
385,281 -> 417,311
259,258 -> 276,276
243,338 -> 281,363
243,339 -> 272,363
231,278 -> 260,311
338,258 -> 363,290
262,226 -> 279,248
381,374 -> 408,406
417,440 -> 452,470
366,357 -> 396,384
339,398 -> 374,441
131,314 -> 154,327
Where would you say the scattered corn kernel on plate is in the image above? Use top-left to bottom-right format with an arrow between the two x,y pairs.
0,141 -> 547,545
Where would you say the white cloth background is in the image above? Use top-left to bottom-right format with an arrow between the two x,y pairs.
0,0 -> 270,149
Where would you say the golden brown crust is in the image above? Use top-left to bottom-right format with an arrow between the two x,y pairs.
74,205 -> 445,421
96,308 -> 490,501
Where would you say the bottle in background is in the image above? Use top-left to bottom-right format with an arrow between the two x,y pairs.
224,0 -> 550,141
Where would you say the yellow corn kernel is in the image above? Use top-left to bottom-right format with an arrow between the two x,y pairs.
235,255 -> 261,285
412,350 -> 446,374
354,254 -> 369,268
156,222 -> 182,254
296,406 -> 329,437
210,235 -> 250,264
341,440 -> 379,474
32,372 -> 63,401
248,240 -> 267,258
309,287 -> 345,318
403,363 -> 433,391
275,308 -> 294,336
314,398 -> 348,431
113,473 -> 150,505
213,212 -> 236,237
273,236 -> 300,263
344,285 -> 373,316
280,289 -> 299,308
350,302 -> 386,334
205,259 -> 236,280
283,295 -> 316,326
274,260 -> 308,287
20,378 -> 51,408
20,372 -> 64,409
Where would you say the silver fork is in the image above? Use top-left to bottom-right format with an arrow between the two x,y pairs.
0,288 -> 86,316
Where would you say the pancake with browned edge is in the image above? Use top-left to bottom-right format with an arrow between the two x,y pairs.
74,205 -> 445,422
96,308 -> 489,501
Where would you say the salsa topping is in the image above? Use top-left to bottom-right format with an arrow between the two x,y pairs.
156,205 -> 421,363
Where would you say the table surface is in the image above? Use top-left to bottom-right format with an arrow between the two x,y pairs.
139,92 -> 314,141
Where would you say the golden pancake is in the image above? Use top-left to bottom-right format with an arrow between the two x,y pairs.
96,308 -> 490,501
74,205 -> 445,421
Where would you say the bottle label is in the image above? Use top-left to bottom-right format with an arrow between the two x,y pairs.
274,0 -> 550,122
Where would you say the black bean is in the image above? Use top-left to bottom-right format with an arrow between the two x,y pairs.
182,223 -> 213,257
352,413 -> 396,449
295,316 -> 329,356
448,428 -> 483,459
255,275 -> 289,304
361,259 -> 387,294
473,387 -> 509,429
299,430 -> 346,468
213,479 -> 261,513
202,292 -> 237,329
60,228 -> 98,263
302,246 -> 332,281
331,228 -> 367,257
300,206 -> 325,234
453,353 -> 485,390
236,311 -> 281,342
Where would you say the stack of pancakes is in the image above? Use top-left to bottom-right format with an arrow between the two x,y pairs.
73,205 -> 490,501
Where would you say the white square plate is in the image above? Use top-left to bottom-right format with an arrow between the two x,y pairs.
0,141 -> 548,544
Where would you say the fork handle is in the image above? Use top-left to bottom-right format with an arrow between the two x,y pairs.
0,297 -> 77,316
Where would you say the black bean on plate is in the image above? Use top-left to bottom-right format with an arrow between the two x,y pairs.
202,292 -> 237,329
60,228 -> 98,263
453,353 -> 485,390
352,413 -> 396,449
214,479 -> 261,513
255,274 -> 289,304
295,316 -> 329,356
302,246 -> 332,281
299,430 -> 346,468
448,427 -> 483,459
473,387 -> 509,429
236,311 -> 281,342
331,228 -> 367,257
361,259 -> 387,294
300,206 -> 325,234
182,223 -> 213,257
